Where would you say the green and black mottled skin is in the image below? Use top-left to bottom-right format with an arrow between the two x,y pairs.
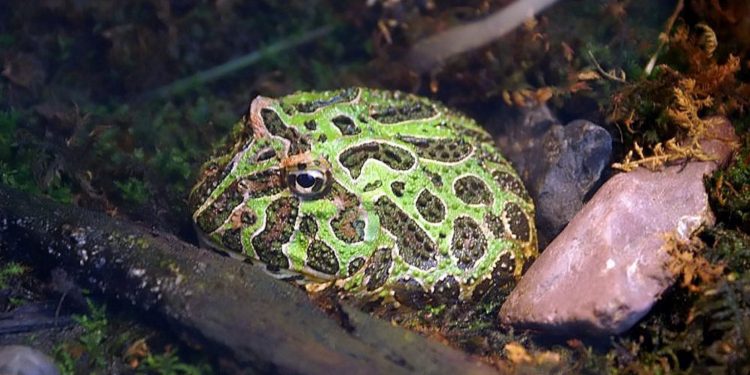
189,88 -> 537,306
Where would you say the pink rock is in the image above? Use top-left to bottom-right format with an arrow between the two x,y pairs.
499,117 -> 738,336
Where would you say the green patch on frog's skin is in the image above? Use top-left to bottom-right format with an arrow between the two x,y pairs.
190,88 -> 537,306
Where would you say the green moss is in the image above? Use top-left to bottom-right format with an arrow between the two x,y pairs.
55,299 -> 109,373
596,224 -> 750,373
708,129 -> 750,230
115,177 -> 150,205
53,299 -> 213,374
714,222 -> 750,263
135,236 -> 151,250
0,110 -> 75,203
0,261 -> 26,289
423,304 -> 446,316
137,349 -> 213,375
0,110 -> 19,160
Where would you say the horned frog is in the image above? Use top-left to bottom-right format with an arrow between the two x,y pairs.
189,88 -> 536,307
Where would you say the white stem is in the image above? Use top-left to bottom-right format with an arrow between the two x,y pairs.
407,0 -> 562,73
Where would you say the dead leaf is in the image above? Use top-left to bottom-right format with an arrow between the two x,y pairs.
569,81 -> 592,93
505,342 -> 532,364
577,70 -> 601,81
535,87 -> 554,102
505,341 -> 561,366
502,90 -> 512,105
124,338 -> 150,369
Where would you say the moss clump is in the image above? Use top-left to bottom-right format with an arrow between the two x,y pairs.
54,300 -> 213,374
0,261 -> 26,289
708,130 -> 750,231
609,23 -> 749,171
0,110 -> 75,203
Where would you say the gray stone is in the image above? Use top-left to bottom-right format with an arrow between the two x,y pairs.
0,345 -> 59,375
495,106 -> 612,248
532,120 -> 612,247
498,117 -> 737,337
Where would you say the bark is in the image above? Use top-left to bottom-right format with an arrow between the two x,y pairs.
0,186 -> 498,375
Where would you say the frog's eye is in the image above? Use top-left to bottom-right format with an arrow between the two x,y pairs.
287,169 -> 330,199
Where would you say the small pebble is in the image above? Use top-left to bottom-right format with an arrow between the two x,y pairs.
494,105 -> 612,247
532,120 -> 612,247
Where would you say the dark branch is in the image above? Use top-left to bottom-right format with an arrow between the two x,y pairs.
0,185 -> 495,375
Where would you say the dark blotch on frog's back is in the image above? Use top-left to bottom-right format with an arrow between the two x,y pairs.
298,215 -> 318,238
339,142 -> 416,179
454,175 -> 493,205
363,180 -> 383,192
375,196 -> 437,270
195,180 -> 243,233
484,212 -> 506,239
328,182 -> 365,243
415,189 -> 445,223
421,168 -> 443,188
369,97 -> 437,124
393,276 -> 461,308
390,181 -> 405,197
331,115 -> 361,136
451,217 -> 487,270
504,201 -> 532,242
252,197 -> 299,271
192,170 -> 283,233
473,145 -> 510,167
238,169 -> 285,198
492,170 -> 531,202
364,247 -> 393,291
306,240 -> 340,275
189,158 -> 234,213
221,227 -> 243,252
432,276 -> 460,304
289,88 -> 359,113
399,136 -> 473,163
393,278 -> 431,308
261,108 -> 310,155
470,252 -> 516,304
347,257 -> 366,276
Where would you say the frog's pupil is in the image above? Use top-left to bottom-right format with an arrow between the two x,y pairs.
296,173 -> 316,188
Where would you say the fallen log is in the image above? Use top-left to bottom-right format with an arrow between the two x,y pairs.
0,186 -> 498,374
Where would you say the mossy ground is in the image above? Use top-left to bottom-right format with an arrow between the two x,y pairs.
1,0 -> 749,373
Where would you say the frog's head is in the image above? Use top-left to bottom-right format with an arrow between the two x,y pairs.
241,95 -> 334,201
188,94 -> 349,273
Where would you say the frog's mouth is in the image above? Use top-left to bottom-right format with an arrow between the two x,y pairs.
192,224 -> 310,283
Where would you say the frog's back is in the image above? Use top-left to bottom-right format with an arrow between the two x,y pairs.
190,88 -> 536,305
